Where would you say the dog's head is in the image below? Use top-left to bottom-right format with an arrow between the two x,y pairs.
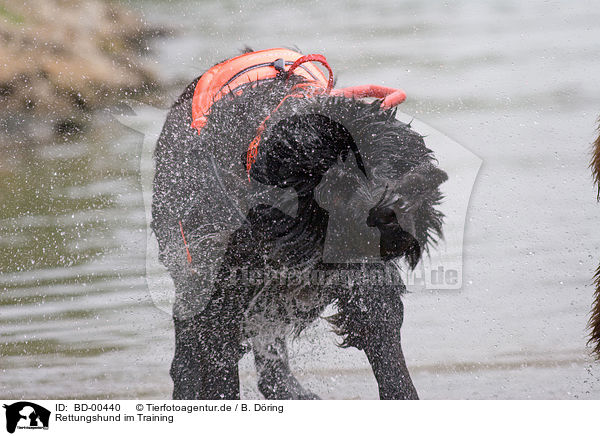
197,77 -> 447,268
317,123 -> 447,268
243,95 -> 447,268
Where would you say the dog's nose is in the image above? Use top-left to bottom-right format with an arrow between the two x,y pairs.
367,207 -> 397,227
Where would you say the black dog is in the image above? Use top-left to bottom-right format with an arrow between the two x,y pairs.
152,48 -> 447,399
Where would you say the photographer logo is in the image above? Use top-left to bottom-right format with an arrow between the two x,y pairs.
3,402 -> 50,433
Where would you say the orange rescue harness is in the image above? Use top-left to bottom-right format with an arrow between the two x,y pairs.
190,48 -> 407,178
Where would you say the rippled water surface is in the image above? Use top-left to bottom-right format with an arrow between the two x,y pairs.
2,0 -> 600,399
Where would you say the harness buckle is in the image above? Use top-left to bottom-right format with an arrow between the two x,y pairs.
272,58 -> 286,74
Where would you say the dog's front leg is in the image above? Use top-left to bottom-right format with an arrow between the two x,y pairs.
170,289 -> 244,400
362,325 -> 418,400
253,335 -> 320,400
362,290 -> 418,400
171,316 -> 241,400
196,325 -> 241,400
333,282 -> 418,400
171,317 -> 205,399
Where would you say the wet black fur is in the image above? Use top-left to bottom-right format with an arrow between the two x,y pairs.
588,122 -> 600,358
152,52 -> 447,400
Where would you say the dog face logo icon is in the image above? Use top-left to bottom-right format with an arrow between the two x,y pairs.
3,402 -> 50,433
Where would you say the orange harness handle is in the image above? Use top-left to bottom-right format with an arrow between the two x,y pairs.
331,84 -> 406,108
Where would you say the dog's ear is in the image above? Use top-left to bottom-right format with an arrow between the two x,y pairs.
247,114 -> 361,187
